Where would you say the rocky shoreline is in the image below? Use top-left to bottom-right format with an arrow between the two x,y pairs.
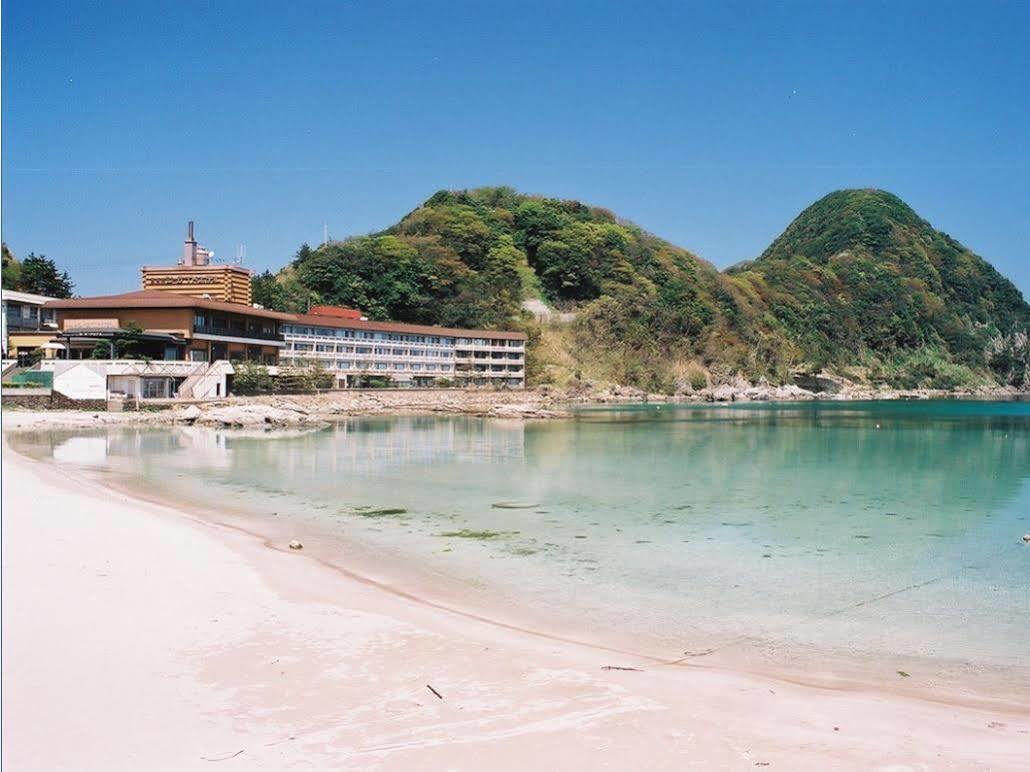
0,389 -> 570,430
2,380 -> 1024,431
561,375 -> 1024,405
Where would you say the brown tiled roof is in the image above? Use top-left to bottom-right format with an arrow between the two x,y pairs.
46,290 -> 527,339
287,313 -> 528,340
46,290 -> 295,321
308,304 -> 363,319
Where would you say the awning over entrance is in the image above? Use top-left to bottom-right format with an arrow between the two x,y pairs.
55,329 -> 187,359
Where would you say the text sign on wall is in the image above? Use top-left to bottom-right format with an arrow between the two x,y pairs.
64,318 -> 121,331
145,275 -> 219,286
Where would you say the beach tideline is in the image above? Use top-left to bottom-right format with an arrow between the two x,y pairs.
2,435 -> 1028,770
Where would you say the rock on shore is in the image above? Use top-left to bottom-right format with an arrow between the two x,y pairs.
179,403 -> 323,429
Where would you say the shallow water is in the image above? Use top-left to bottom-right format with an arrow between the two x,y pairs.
12,400 -> 1030,697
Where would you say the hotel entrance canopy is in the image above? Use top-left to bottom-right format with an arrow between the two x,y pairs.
54,329 -> 187,359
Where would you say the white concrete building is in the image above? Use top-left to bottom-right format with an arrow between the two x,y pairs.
40,359 -> 233,401
280,312 -> 527,388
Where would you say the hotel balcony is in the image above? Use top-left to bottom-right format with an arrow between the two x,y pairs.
193,322 -> 284,344
288,349 -> 456,364
454,352 -> 525,361
286,334 -> 457,350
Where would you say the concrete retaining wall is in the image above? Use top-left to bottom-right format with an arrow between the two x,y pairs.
1,391 -> 107,411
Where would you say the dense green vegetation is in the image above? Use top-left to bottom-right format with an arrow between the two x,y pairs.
254,187 -> 1029,390
727,190 -> 1030,387
1,243 -> 20,289
254,187 -> 734,391
1,244 -> 75,298
232,361 -> 334,394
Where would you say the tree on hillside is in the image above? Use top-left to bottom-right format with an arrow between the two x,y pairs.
17,253 -> 74,298
2,243 -> 21,289
252,270 -> 304,312
251,244 -> 316,312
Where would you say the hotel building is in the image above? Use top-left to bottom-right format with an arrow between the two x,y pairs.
2,288 -> 60,363
281,310 -> 527,388
32,221 -> 528,397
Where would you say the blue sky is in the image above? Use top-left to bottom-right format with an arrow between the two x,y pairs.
4,0 -> 1029,296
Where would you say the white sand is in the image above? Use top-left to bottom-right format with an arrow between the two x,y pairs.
3,445 -> 1028,770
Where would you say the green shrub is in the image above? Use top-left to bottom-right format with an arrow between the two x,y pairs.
232,361 -> 276,394
687,364 -> 708,391
888,348 -> 981,390
277,362 -> 334,392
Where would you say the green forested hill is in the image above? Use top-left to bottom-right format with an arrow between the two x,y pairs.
726,189 -> 1029,387
254,187 -> 1029,390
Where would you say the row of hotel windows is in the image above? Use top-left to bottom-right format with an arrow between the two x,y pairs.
282,359 -> 456,371
282,324 -> 523,348
281,358 -> 524,372
290,346 -> 523,360
194,313 -> 276,336
290,344 -> 458,357
5,304 -> 57,329
283,325 -> 449,343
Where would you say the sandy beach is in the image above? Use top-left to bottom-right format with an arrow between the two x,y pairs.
3,440 -> 1029,771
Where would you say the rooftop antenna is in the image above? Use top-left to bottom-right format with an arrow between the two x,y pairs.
235,244 -> 247,265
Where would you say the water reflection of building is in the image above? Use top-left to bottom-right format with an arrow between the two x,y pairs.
219,418 -> 527,481
52,435 -> 109,464
47,426 -> 238,470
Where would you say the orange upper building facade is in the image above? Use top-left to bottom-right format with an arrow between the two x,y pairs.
48,290 -> 291,364
141,264 -> 253,305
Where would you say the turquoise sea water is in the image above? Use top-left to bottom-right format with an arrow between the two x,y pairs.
11,400 -> 1030,697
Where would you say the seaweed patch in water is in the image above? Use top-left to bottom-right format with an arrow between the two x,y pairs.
438,529 -> 507,539
354,507 -> 408,518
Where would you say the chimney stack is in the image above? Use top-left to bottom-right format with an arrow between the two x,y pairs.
182,220 -> 198,266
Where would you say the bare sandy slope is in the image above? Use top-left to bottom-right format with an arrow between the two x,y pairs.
2,448 -> 1027,771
